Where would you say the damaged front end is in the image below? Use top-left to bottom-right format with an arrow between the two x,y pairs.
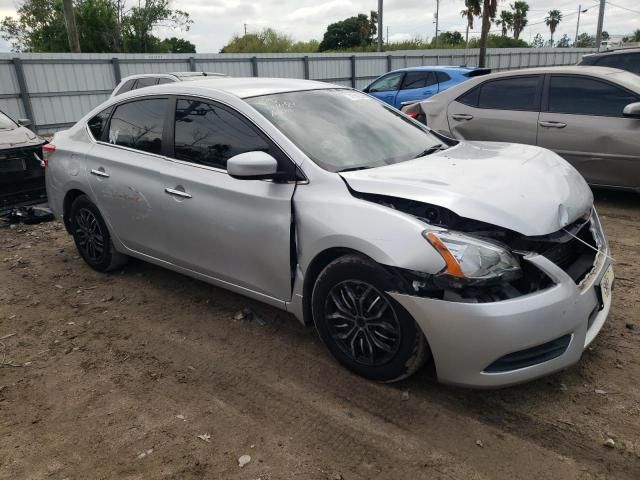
356,192 -> 601,303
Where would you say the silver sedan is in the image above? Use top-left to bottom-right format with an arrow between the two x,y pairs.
45,78 -> 613,387
401,66 -> 640,192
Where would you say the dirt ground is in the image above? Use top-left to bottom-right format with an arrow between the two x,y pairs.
1,191 -> 639,480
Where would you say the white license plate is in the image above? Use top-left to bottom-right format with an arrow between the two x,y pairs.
599,265 -> 614,306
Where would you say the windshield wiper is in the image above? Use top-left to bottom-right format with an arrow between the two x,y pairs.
413,143 -> 446,159
337,166 -> 372,173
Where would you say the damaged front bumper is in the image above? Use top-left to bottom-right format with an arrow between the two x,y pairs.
389,241 -> 613,389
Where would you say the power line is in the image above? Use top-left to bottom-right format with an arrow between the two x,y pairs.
605,1 -> 640,15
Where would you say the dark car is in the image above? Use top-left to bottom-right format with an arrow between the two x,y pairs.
0,111 -> 46,209
578,48 -> 640,75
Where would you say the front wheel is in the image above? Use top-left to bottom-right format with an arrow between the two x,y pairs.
311,254 -> 429,382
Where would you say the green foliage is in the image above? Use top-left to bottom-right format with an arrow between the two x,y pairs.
530,33 -> 544,48
601,31 -> 609,41
510,1 -> 529,40
545,9 -> 562,45
574,32 -> 595,48
318,12 -> 377,51
220,28 -> 319,53
1,0 -> 194,53
469,33 -> 528,48
158,36 -> 195,53
633,29 -> 640,42
435,31 -> 464,46
496,10 -> 514,37
555,34 -> 570,48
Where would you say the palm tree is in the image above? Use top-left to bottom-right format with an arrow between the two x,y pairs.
479,0 -> 498,67
460,0 -> 481,47
511,1 -> 529,40
545,9 -> 562,47
496,10 -> 514,37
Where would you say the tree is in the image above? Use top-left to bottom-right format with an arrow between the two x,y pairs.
460,0 -> 481,47
496,10 -> 513,37
221,28 -> 317,53
159,36 -> 195,53
530,33 -> 544,48
318,12 -> 377,51
601,31 -> 609,41
1,0 -> 193,53
574,32 -> 595,48
555,34 -> 570,48
468,33 -> 527,48
545,9 -> 562,47
437,31 -> 464,46
633,29 -> 640,42
477,0 -> 499,68
510,1 -> 529,40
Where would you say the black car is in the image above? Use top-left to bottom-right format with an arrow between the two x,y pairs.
0,110 -> 46,210
578,48 -> 640,75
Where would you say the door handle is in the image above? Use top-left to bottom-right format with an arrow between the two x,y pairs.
90,168 -> 110,178
539,121 -> 567,128
452,113 -> 473,121
164,187 -> 192,199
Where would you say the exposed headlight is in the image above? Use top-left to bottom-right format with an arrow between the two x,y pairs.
424,230 -> 520,282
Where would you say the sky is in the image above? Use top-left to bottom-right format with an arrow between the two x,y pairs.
0,0 -> 639,53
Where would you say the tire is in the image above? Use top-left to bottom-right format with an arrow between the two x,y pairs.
311,254 -> 429,382
69,195 -> 128,272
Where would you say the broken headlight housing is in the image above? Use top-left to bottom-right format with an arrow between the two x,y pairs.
424,230 -> 520,284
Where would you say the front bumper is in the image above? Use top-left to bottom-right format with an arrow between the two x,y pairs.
390,247 -> 613,388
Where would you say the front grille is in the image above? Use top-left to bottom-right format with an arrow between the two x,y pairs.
513,217 -> 598,285
484,334 -> 572,373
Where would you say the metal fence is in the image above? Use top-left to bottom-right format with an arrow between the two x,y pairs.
0,48 -> 595,134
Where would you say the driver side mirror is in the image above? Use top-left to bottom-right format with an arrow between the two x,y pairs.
362,86 -> 370,93
227,151 -> 279,180
623,102 -> 640,119
17,118 -> 32,127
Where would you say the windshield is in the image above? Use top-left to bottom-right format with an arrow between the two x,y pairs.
0,111 -> 17,130
246,89 -> 443,172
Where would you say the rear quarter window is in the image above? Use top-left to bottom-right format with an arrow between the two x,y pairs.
87,107 -> 113,140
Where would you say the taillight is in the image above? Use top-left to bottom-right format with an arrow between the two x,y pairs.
42,143 -> 56,167
405,112 -> 419,119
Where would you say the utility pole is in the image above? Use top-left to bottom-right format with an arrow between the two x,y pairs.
574,5 -> 582,47
595,0 -> 606,51
387,26 -> 389,45
377,0 -> 383,52
244,23 -> 248,35
434,0 -> 440,48
62,0 -> 81,53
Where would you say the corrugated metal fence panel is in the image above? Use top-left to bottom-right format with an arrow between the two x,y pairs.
0,48 -> 596,133
258,58 -> 305,79
195,60 -> 253,77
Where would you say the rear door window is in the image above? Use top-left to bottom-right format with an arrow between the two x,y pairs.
157,77 -> 175,85
595,53 -> 640,74
436,72 -> 451,83
115,79 -> 135,96
547,75 -> 638,117
477,76 -> 541,111
173,99 -> 271,170
108,98 -> 167,154
401,72 -> 437,90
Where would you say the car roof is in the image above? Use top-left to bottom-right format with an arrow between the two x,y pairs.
481,65 -> 640,91
392,66 -> 478,73
583,47 -> 640,57
119,72 -> 224,82
139,77 -> 339,99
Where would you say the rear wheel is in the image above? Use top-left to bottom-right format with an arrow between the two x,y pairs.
70,195 -> 127,272
311,254 -> 429,382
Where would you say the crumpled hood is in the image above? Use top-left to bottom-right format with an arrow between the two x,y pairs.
340,141 -> 593,236
0,126 -> 43,149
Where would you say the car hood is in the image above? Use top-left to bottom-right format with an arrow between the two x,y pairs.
0,126 -> 43,149
340,141 -> 593,236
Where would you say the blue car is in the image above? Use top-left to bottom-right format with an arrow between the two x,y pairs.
362,66 -> 490,109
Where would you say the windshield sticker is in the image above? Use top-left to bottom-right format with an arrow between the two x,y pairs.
253,98 -> 295,120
